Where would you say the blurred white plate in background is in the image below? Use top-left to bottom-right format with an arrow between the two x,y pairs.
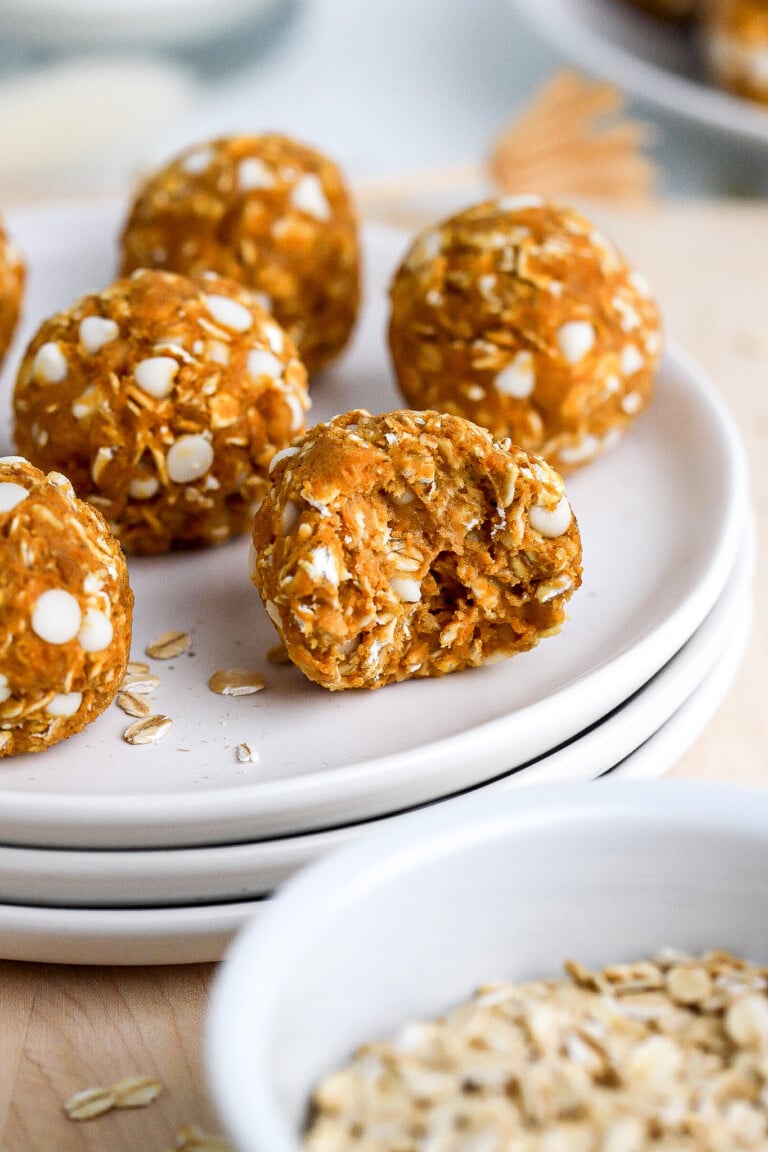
515,0 -> 768,145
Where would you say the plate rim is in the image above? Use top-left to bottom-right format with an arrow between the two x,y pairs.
0,210 -> 750,847
0,521 -> 752,906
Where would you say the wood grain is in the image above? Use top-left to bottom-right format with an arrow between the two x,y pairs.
0,200 -> 766,1150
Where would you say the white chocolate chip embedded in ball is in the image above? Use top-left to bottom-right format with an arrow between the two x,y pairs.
290,173 -> 331,220
46,691 -> 83,718
265,323 -> 285,354
303,545 -> 340,586
0,482 -> 28,513
237,157 -> 275,191
0,455 -> 27,466
78,607 -> 113,653
0,673 -> 10,703
128,474 -> 160,500
390,576 -> 422,603
135,356 -> 179,398
32,341 -> 68,383
529,496 -> 572,539
621,344 -> 645,376
79,315 -> 119,354
166,435 -> 215,484
247,348 -> 283,380
204,294 -> 253,333
495,350 -> 535,399
182,147 -> 213,174
269,445 -> 300,474
628,270 -> 652,297
621,391 -> 644,415
556,321 -> 595,365
31,589 -> 82,644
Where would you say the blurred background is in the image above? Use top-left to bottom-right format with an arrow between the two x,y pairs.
0,0 -> 767,206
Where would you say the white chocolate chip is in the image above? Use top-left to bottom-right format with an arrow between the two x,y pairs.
252,291 -> 272,312
134,356 -> 179,398
206,339 -> 230,366
46,691 -> 83,717
247,348 -> 283,380
128,474 -> 159,500
303,545 -> 340,586
628,270 -> 652,297
0,455 -> 27,465
529,496 -> 572,538
621,344 -> 645,376
497,193 -> 544,212
621,391 -> 644,415
72,387 -> 100,420
31,589 -> 82,644
247,543 -> 258,580
283,390 -> 306,433
495,351 -> 535,399
237,157 -> 275,190
0,673 -> 10,703
0,482 -> 28,512
612,295 -> 641,332
390,576 -> 422,603
79,315 -> 119,354
265,323 -> 285,354
556,322 -> 595,364
204,294 -> 253,333
166,435 -> 214,483
32,341 -> 68,383
182,147 -> 213,174
289,173 -> 331,220
269,445 -> 300,474
78,607 -> 113,652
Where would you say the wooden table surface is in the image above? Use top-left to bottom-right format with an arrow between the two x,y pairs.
1,200 -> 766,1150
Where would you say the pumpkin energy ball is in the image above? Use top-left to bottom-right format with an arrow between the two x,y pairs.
0,457 -> 133,757
119,134 -> 360,377
388,197 -> 662,472
702,0 -> 768,104
0,217 -> 24,371
250,409 -> 582,691
13,268 -> 309,555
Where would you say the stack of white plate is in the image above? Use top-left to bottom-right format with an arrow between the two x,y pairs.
0,203 -> 751,964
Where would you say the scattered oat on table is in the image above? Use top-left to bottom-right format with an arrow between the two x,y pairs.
209,669 -> 266,696
304,950 -> 768,1152
64,1075 -> 163,1120
116,690 -> 152,718
123,714 -> 173,745
120,671 -> 161,695
146,629 -> 191,659
236,741 -> 259,763
171,1124 -> 233,1152
126,658 -> 150,676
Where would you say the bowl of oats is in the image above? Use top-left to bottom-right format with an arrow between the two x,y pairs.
206,781 -> 768,1152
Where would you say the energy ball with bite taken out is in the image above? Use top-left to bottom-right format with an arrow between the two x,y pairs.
13,268 -> 309,555
0,457 -> 132,757
250,409 -> 582,691
119,133 -> 360,377
0,217 -> 24,371
388,197 -> 662,472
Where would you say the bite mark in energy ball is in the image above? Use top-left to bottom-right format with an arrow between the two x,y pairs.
119,134 -> 360,377
702,0 -> 768,105
13,269 -> 309,555
388,198 -> 662,472
249,410 -> 582,691
0,218 -> 24,371
0,458 -> 133,757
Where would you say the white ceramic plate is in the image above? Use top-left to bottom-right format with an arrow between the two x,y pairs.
515,0 -> 768,146
0,522 -> 751,908
0,202 -> 748,848
0,615 -> 750,965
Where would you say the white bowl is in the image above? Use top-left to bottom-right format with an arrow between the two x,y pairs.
207,781 -> 768,1152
